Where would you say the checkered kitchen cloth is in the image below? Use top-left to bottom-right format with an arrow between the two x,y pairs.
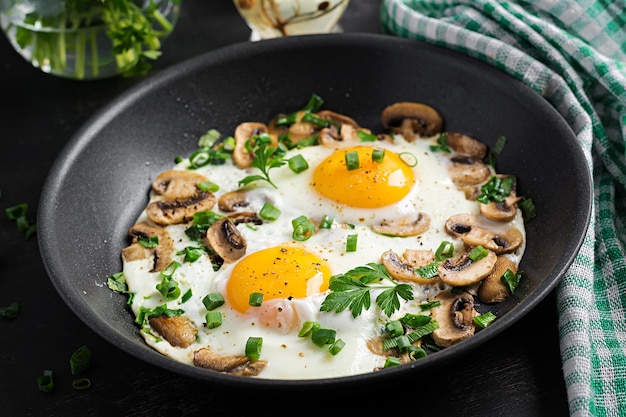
380,1 -> 626,416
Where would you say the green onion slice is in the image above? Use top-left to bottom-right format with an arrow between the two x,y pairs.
245,337 -> 263,360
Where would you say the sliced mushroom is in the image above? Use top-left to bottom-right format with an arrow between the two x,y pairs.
430,291 -> 477,348
205,217 -> 247,263
479,175 -> 522,222
146,191 -> 217,226
380,249 -> 439,285
218,190 -> 251,212
478,256 -> 517,303
149,315 -> 198,348
233,122 -> 270,168
367,336 -> 413,365
371,212 -> 431,237
445,132 -> 487,159
437,248 -> 497,287
381,102 -> 444,141
317,110 -> 360,129
122,221 -> 174,271
151,169 -> 210,200
193,347 -> 268,376
447,155 -> 492,188
227,211 -> 263,226
445,213 -> 523,254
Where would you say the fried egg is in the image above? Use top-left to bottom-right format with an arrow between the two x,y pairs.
121,117 -> 526,380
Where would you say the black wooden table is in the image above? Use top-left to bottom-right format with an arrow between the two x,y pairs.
0,1 -> 569,415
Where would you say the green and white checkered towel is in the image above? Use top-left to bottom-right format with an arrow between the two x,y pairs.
380,1 -> 626,416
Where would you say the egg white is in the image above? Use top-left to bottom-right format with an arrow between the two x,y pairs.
122,134 -> 526,379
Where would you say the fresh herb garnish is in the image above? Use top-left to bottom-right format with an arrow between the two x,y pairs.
476,175 -> 515,204
5,203 -> 36,239
320,263 -> 413,318
238,134 -> 286,189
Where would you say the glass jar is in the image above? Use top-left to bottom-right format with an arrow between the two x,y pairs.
0,0 -> 181,80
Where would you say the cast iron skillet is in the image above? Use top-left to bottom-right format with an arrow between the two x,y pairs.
38,33 -> 592,390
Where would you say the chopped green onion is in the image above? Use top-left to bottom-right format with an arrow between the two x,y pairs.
328,339 -> 346,355
181,289 -> 193,303
301,112 -> 333,128
302,93 -> 324,113
477,175 -> 515,204
418,301 -> 441,312
196,181 -> 220,193
298,321 -> 320,337
519,197 -> 536,221
156,278 -> 181,301
6,203 -> 37,239
275,112 -> 299,126
468,246 -> 489,262
259,202 -> 281,221
399,152 -> 418,167
415,262 -> 439,278
249,292 -> 264,306
205,311 -> 222,329
37,370 -> 55,393
5,203 -> 27,219
320,214 -> 334,229
107,272 -> 128,293
396,335 -> 411,351
345,151 -> 360,170
434,241 -> 455,261
346,234 -> 358,252
474,311 -> 497,329
385,320 -> 404,337
357,130 -> 378,142
70,345 -> 91,375
202,292 -> 225,311
371,148 -> 385,162
408,346 -> 427,360
401,313 -> 432,328
0,301 -> 19,319
384,356 -> 401,368
198,129 -> 222,148
292,215 -> 316,241
486,135 -> 507,169
501,269 -> 522,292
245,337 -> 263,360
288,154 -> 309,173
311,328 -> 336,347
138,236 -> 159,248
72,378 -> 92,391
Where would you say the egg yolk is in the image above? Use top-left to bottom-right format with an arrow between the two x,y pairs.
312,145 -> 415,208
226,245 -> 331,314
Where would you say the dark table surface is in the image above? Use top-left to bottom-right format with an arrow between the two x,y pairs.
0,1 -> 569,416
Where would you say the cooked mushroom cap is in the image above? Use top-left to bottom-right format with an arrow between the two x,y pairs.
437,248 -> 497,287
431,291 -> 477,348
149,315 -> 198,348
445,213 -> 523,254
205,217 -> 247,263
381,102 -> 443,140
371,212 -> 431,237
146,191 -> 217,225
447,155 -> 492,188
151,169 -> 210,199
380,249 -> 439,285
122,221 -> 174,271
193,347 -> 268,376
218,189 -> 251,212
233,122 -> 270,168
478,256 -> 517,303
445,132 -> 487,159
479,175 -> 522,222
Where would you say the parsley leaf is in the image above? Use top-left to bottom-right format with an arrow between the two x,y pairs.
238,135 -> 286,189
320,263 -> 414,318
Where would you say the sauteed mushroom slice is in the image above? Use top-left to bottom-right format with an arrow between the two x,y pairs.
151,169 -> 210,199
479,175 -> 522,222
381,102 -> 444,141
205,217 -> 247,263
372,212 -> 431,237
122,221 -> 174,271
445,213 -> 523,254
233,122 -> 270,168
380,249 -> 439,285
430,291 -> 477,348
448,155 -> 492,188
437,248 -> 497,287
218,189 -> 251,212
149,315 -> 198,348
478,256 -> 517,303
445,132 -> 487,159
193,347 -> 268,376
147,191 -> 217,226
